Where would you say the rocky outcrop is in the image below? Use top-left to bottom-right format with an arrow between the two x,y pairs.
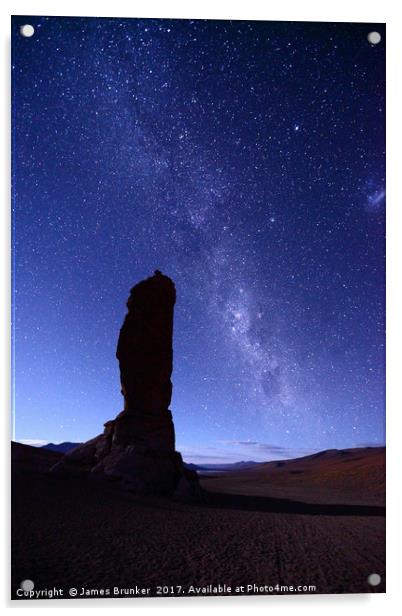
51,271 -> 200,500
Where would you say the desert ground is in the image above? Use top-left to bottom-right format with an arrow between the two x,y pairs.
11,443 -> 385,599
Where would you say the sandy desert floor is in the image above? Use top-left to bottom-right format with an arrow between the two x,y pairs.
11,443 -> 385,599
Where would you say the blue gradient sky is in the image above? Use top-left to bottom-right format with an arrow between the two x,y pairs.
12,16 -> 385,463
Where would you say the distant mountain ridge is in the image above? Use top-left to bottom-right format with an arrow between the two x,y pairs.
185,460 -> 260,472
37,443 -> 385,480
38,443 -> 260,470
41,442 -> 82,453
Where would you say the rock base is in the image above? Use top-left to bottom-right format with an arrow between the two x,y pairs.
50,410 -> 201,501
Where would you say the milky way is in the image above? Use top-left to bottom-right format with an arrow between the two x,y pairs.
12,16 -> 385,462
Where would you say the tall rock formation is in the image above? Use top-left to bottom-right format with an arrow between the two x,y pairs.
51,271 -> 199,499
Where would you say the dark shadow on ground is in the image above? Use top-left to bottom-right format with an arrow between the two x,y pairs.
202,490 -> 385,517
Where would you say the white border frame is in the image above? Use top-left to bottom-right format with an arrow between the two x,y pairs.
2,1 -> 400,613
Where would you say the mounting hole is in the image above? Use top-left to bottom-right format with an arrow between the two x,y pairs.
20,24 -> 35,38
367,573 -> 381,586
20,579 -> 34,592
367,31 -> 381,45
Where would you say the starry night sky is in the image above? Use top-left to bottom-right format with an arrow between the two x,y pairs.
12,16 -> 385,464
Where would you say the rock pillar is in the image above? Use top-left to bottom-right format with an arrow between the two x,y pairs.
51,271 -> 199,499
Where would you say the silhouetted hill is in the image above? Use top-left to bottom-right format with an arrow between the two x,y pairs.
12,442 -> 63,473
199,446 -> 385,506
